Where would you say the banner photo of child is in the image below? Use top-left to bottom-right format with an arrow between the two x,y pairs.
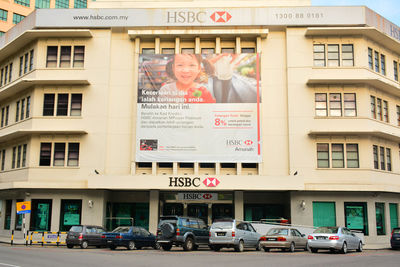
138,53 -> 260,104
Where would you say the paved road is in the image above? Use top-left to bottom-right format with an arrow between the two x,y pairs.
0,244 -> 399,267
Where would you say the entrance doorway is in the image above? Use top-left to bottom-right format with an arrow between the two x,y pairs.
212,204 -> 233,222
187,204 -> 208,224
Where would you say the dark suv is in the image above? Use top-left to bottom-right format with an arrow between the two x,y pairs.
157,216 -> 209,251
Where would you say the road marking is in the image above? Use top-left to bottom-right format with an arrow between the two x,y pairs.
0,263 -> 21,267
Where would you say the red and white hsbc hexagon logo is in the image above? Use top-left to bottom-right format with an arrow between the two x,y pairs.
210,11 -> 232,23
203,177 -> 220,187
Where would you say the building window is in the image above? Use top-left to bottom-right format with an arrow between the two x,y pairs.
390,203 -> 399,230
1,107 -> 4,127
371,96 -> 388,122
60,46 -> 72,67
141,48 -> 155,55
386,148 -> 392,171
56,94 -> 69,116
368,48 -> 373,69
331,144 -> 344,168
12,147 -> 16,169
344,93 -> 357,116
371,96 -> 376,119
23,53 -> 28,73
8,63 -> 12,82
14,0 -> 30,7
397,106 -> 400,126
241,48 -> 255,53
26,96 -> 30,118
15,101 -> 20,122
15,97 -> 29,122
329,93 -> 342,116
373,145 -> 392,172
73,46 -> 85,67
380,146 -> 385,170
29,50 -> 34,71
374,51 -> 380,72
161,48 -> 175,54
46,46 -> 58,67
39,143 -> 52,166
43,94 -> 55,116
317,143 -> 329,168
35,0 -> 50,8
19,56 -> 23,76
0,31 -> 4,36
0,9 -> 8,21
16,145 -> 21,168
313,202 -> 336,227
376,203 -> 386,236
5,106 -> 9,126
20,98 -> 25,120
55,0 -> 69,8
68,143 -> 80,166
70,94 -> 82,116
1,150 -> 5,171
201,48 -> 215,55
345,202 -> 368,235
315,93 -> 327,116
346,144 -> 359,168
12,13 -> 25,24
30,199 -> 52,231
342,44 -> 354,66
74,0 -> 87,8
373,145 -> 379,169
381,54 -> 386,75
394,61 -> 399,81
4,200 -> 12,230
60,200 -> 82,231
383,100 -> 389,122
181,48 -> 195,54
54,143 -> 66,166
22,144 -> 27,167
313,44 -> 325,66
327,44 -> 339,67
43,93 -> 82,116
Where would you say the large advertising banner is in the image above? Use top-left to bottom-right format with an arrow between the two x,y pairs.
136,53 -> 261,162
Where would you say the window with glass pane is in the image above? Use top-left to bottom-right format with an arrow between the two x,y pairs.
13,13 -> 25,24
394,61 -> 398,81
60,200 -> 82,231
383,100 -> 389,122
1,108 -> 4,127
54,143 -> 66,166
5,106 -> 8,126
343,93 -> 356,116
341,44 -> 354,66
313,44 -> 325,66
161,48 -> 175,54
329,93 -> 342,116
68,143 -> 80,166
4,65 -> 8,84
55,0 -> 69,8
386,148 -> 391,171
380,146 -> 385,170
374,51 -> 380,72
17,145 -> 21,168
345,202 -> 369,235
368,48 -> 373,69
70,94 -> 82,116
390,203 -> 399,230
141,48 -> 155,55
74,0 -> 86,8
331,144 -> 344,168
60,46 -> 71,67
4,200 -> 12,230
73,46 -> 84,67
1,150 -> 6,171
19,56 -> 23,76
36,0 -> 50,8
8,63 -> 12,82
376,98 -> 382,120
313,202 -> 336,227
57,94 -> 69,116
15,0 -> 30,7
22,144 -> 27,167
241,48 -> 255,53
20,99 -> 25,120
376,203 -> 386,235
370,96 -> 376,119
43,94 -> 55,116
12,147 -> 16,169
317,143 -> 329,168
0,9 -> 8,21
327,44 -> 339,66
221,48 -> 235,54
381,54 -> 386,75
15,101 -> 20,122
40,143 -> 52,166
23,53 -> 28,73
181,48 -> 195,54
201,48 -> 215,55
46,46 -> 58,68
29,50 -> 34,71
346,144 -> 359,168
26,96 -> 30,118
397,105 -> 400,126
373,145 -> 379,169
315,93 -> 327,116
1,69 -> 3,86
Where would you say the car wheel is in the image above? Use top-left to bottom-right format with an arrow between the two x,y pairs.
127,241 -> 136,250
311,248 -> 318,253
153,243 -> 161,250
96,245 -> 101,248
305,243 -> 310,252
256,241 -> 262,251
263,247 -> 270,252
234,240 -> 244,252
213,246 -> 221,252
80,241 -> 88,249
289,242 -> 295,253
161,244 -> 172,251
356,242 -> 363,252
183,237 -> 194,251
340,242 -> 347,254
109,245 -> 116,250
67,244 -> 74,249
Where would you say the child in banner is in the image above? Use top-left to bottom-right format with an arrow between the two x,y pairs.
158,54 -> 216,103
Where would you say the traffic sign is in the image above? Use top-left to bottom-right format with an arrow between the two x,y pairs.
16,201 -> 31,214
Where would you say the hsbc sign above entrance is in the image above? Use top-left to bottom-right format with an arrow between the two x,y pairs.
178,193 -> 218,201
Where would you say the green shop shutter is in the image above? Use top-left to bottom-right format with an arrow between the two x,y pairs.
390,203 -> 399,230
313,202 -> 336,227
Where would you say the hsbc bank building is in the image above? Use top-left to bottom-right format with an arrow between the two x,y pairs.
0,0 -> 400,248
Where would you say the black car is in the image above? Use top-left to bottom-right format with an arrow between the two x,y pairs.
157,216 -> 209,251
391,228 -> 400,249
103,226 -> 159,250
66,225 -> 107,249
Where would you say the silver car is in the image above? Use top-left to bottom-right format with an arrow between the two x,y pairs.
308,226 -> 363,254
209,220 -> 261,252
259,227 -> 308,252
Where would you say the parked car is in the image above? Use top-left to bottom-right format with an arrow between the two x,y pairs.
103,226 -> 159,250
209,219 -> 261,252
391,227 -> 400,249
259,227 -> 308,252
66,225 -> 107,249
156,216 -> 209,251
308,226 -> 363,254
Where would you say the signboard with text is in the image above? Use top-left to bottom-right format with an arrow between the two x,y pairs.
136,53 -> 261,162
16,201 -> 31,215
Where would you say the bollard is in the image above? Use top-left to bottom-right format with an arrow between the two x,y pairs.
41,232 -> 44,247
57,232 -> 60,247
25,231 -> 29,246
10,230 -> 14,246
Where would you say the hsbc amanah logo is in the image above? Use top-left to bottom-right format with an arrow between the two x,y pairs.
210,11 -> 232,23
203,177 -> 220,187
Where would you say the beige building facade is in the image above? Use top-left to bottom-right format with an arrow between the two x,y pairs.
0,0 -> 399,248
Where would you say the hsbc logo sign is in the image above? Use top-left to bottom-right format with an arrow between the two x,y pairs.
178,193 -> 218,201
166,10 -> 232,24
203,177 -> 220,187
168,177 -> 221,188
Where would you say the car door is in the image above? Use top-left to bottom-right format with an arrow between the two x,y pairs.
345,228 -> 358,249
247,223 -> 259,247
85,226 -> 95,245
197,219 -> 209,244
131,227 -> 143,246
293,229 -> 306,248
96,227 -> 106,246
139,228 -> 154,247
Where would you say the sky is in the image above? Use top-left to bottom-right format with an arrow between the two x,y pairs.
312,0 -> 400,26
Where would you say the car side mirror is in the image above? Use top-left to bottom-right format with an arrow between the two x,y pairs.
301,234 -> 305,237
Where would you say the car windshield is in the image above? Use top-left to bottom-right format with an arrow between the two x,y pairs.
267,228 -> 288,236
393,228 -> 400,234
112,227 -> 131,233
211,222 -> 233,229
314,227 -> 339,234
69,226 -> 83,232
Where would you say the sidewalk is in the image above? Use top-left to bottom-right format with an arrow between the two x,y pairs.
0,233 -> 27,245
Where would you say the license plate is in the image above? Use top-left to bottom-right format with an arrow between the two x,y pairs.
107,240 -> 112,243
396,238 -> 400,240
217,232 -> 226,236
316,236 -> 326,240
267,238 -> 276,241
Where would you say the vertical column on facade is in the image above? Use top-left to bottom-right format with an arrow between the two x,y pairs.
216,37 -> 221,54
215,163 -> 221,175
195,37 -> 201,54
131,37 -> 141,175
10,199 -> 17,231
173,162 -> 178,175
234,191 -> 244,221
194,163 -> 199,175
51,198 -> 61,232
149,190 -> 159,234
367,199 -> 376,237
152,162 -> 156,175
237,164 -> 242,175
175,37 -> 180,54
384,202 -> 392,237
235,37 -> 241,54
155,37 -> 161,54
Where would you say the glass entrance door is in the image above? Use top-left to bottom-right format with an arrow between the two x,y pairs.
212,204 -> 233,222
187,204 -> 208,224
